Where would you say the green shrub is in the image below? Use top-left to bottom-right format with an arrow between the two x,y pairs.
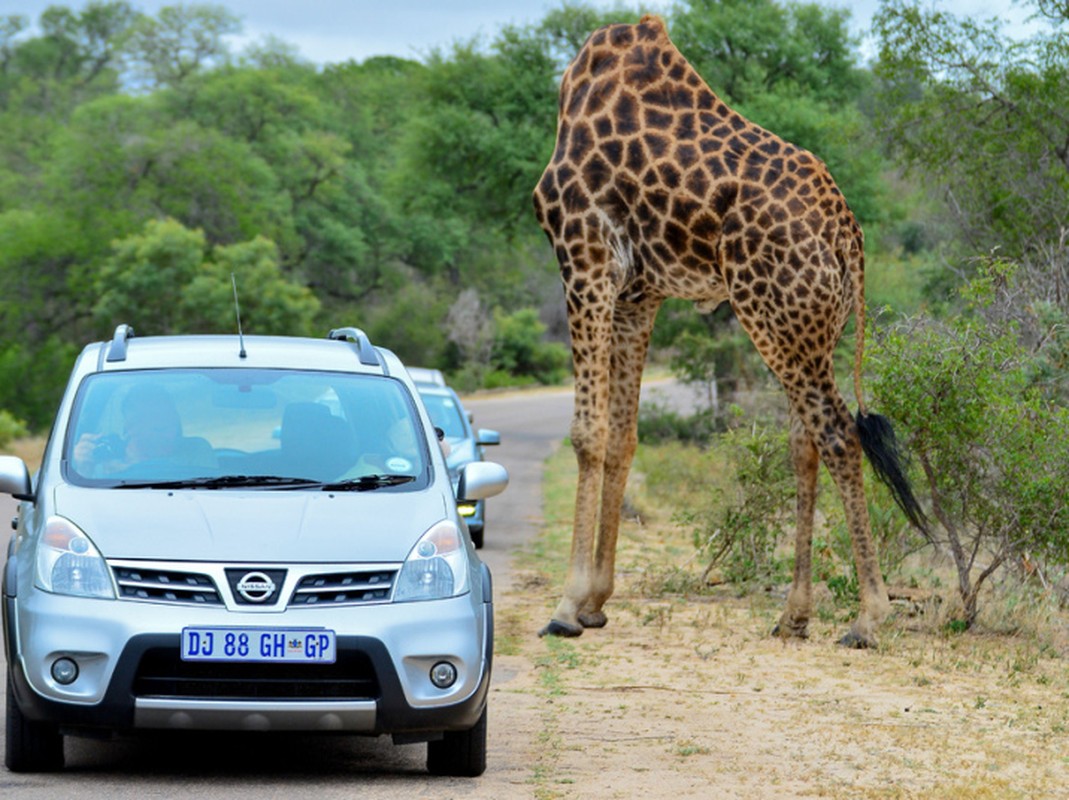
867,266 -> 1069,628
0,409 -> 28,449
637,402 -> 722,445
687,424 -> 795,587
490,308 -> 569,385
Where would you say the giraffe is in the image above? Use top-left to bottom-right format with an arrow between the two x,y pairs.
531,15 -> 924,648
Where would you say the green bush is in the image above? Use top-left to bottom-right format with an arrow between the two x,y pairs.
867,267 -> 1069,628
0,409 -> 28,449
490,308 -> 569,385
637,402 -> 722,445
687,424 -> 795,587
0,338 -> 78,432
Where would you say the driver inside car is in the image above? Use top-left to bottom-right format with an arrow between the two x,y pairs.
73,384 -> 216,477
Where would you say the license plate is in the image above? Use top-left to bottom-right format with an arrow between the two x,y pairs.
181,627 -> 336,663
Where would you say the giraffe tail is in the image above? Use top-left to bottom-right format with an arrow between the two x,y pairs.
845,229 -> 929,534
855,412 -> 928,533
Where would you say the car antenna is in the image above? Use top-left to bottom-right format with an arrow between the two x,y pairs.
231,273 -> 247,359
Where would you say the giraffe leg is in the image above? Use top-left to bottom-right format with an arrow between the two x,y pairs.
773,411 -> 820,640
787,377 -> 891,648
539,276 -> 615,638
578,299 -> 660,629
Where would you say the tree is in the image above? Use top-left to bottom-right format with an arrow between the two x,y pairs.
874,0 -> 1069,312
490,308 -> 569,385
670,0 -> 864,106
867,265 -> 1069,627
125,3 -> 238,90
93,217 -> 319,336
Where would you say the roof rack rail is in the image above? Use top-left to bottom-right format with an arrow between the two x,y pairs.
106,324 -> 135,363
328,327 -> 380,367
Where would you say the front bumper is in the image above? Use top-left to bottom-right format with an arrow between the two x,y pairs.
6,577 -> 492,737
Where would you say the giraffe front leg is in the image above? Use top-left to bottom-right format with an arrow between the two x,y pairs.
539,423 -> 605,638
540,278 -> 615,638
576,299 -> 660,631
774,412 -> 820,641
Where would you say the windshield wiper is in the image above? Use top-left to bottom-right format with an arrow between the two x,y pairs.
316,474 -> 416,491
113,475 -> 320,490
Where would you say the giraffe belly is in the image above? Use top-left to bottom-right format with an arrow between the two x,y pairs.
651,264 -> 729,312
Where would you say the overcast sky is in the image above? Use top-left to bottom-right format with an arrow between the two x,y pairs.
8,1 -> 1043,66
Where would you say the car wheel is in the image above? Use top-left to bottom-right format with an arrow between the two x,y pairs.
470,525 -> 484,550
5,676 -> 64,772
426,705 -> 487,777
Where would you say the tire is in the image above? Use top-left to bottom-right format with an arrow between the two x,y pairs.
5,676 -> 64,772
470,525 -> 484,550
426,705 -> 487,777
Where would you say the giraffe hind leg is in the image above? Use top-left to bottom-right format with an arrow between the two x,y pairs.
795,384 -> 891,648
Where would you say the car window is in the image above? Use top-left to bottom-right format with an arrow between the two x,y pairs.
64,369 -> 428,486
418,393 -> 469,441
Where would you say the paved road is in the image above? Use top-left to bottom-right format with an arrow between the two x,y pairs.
0,378 -> 696,796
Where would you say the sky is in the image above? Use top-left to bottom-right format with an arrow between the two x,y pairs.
6,0 -> 1044,66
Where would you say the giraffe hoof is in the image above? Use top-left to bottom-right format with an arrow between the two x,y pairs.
771,623 -> 809,641
578,610 -> 608,628
538,619 -> 584,638
837,630 -> 876,649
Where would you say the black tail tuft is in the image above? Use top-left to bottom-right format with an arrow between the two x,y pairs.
856,411 -> 928,534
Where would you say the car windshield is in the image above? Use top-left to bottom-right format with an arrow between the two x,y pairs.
418,392 -> 469,441
64,368 -> 428,489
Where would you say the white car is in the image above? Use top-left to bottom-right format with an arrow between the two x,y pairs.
1,325 -> 507,776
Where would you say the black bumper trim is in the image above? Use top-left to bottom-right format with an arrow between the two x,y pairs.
8,628 -> 492,737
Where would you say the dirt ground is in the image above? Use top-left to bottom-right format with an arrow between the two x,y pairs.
5,424 -> 1069,798
482,451 -> 1069,800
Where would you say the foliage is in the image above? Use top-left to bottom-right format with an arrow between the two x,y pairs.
685,423 -> 795,586
636,401 -> 721,445
93,218 -> 320,336
125,3 -> 239,90
873,0 -> 1069,312
0,338 -> 79,430
669,0 -> 864,106
0,409 -> 28,449
0,0 -> 918,429
668,326 -> 759,416
490,308 -> 570,385
866,265 -> 1069,628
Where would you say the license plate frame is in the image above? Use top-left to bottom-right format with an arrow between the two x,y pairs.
181,626 -> 337,664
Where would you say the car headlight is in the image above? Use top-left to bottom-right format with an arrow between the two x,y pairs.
393,520 -> 469,602
35,516 -> 115,599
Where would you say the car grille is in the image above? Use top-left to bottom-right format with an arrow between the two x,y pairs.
113,566 -> 223,605
289,569 -> 396,606
133,648 -> 380,700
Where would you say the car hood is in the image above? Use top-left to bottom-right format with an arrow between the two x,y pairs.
52,484 -> 450,563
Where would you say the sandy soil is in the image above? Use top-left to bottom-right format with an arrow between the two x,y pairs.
479,465 -> 1069,800
489,587 -> 1069,799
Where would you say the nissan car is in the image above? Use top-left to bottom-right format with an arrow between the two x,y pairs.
1,325 -> 508,776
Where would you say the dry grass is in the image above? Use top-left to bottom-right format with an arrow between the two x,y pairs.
505,443 -> 1069,799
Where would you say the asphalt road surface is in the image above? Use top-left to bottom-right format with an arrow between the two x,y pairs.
0,378 -> 696,797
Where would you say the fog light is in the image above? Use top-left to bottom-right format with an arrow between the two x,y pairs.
430,661 -> 458,689
51,657 -> 79,685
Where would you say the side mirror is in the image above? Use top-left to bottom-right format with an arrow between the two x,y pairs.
456,461 -> 508,502
0,456 -> 32,500
475,428 -> 500,446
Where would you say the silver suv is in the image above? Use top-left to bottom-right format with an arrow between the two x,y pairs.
1,325 -> 507,776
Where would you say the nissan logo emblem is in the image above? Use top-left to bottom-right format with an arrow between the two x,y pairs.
236,571 -> 276,603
